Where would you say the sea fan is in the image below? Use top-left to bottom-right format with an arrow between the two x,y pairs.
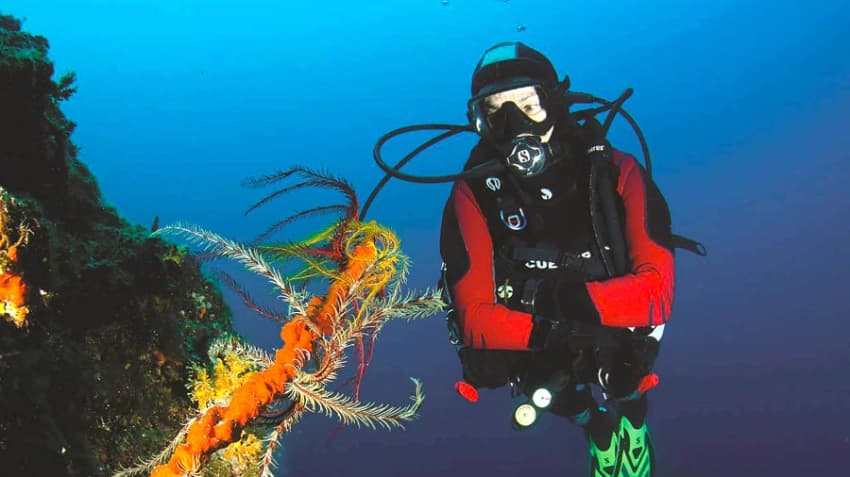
125,167 -> 443,477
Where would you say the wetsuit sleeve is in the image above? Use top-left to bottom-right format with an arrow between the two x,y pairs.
578,151 -> 675,327
440,181 -> 534,350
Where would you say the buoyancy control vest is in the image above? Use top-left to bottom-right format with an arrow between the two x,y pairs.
462,138 -> 614,315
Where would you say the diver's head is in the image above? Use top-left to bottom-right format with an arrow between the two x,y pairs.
468,42 -> 561,178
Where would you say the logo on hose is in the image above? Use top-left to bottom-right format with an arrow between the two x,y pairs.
499,207 -> 527,231
517,149 -> 532,163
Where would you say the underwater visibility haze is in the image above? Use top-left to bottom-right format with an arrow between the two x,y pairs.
2,0 -> 850,476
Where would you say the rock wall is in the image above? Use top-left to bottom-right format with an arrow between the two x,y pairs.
0,14 -> 235,476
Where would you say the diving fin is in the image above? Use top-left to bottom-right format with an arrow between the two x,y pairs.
617,415 -> 654,477
585,407 -> 622,477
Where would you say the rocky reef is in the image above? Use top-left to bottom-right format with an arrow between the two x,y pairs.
0,14 -> 234,476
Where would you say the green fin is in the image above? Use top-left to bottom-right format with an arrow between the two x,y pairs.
588,427 -> 622,477
617,417 -> 654,477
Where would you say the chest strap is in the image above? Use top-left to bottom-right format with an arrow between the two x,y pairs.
504,245 -> 607,280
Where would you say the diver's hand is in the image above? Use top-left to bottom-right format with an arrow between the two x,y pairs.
528,314 -> 576,352
531,277 -> 602,328
520,278 -> 560,318
527,315 -> 553,350
525,278 -> 565,351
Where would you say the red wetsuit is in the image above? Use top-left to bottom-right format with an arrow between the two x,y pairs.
440,145 -> 675,351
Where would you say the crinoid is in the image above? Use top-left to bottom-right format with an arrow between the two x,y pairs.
125,167 -> 443,477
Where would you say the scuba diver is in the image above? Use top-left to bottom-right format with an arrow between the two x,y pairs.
366,41 -> 705,477
439,41 -> 670,477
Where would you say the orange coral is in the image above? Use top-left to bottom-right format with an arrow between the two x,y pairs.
0,270 -> 27,305
1,270 -> 29,327
1,245 -> 26,305
150,243 -> 377,477
1,205 -> 31,328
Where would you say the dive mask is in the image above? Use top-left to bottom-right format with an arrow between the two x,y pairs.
468,83 -> 558,178
467,83 -> 555,143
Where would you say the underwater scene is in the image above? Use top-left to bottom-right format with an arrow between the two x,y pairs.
1,1 -> 849,476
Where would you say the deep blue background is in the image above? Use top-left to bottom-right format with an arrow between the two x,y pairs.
4,1 -> 850,475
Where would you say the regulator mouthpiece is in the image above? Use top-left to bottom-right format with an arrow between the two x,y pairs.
506,136 -> 549,178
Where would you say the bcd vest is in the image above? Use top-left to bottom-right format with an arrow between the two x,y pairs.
464,151 -> 617,314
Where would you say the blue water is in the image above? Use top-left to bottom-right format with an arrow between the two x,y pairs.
4,1 -> 850,475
